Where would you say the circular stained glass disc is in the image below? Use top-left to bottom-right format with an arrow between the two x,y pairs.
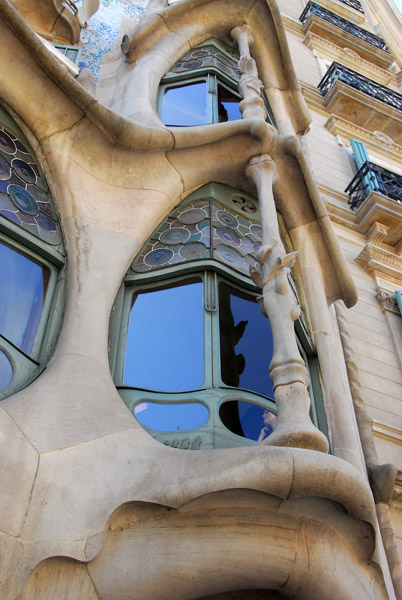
216,227 -> 241,247
250,225 -> 263,241
183,60 -> 204,69
8,185 -> 39,215
215,245 -> 243,268
216,210 -> 238,228
12,159 -> 36,184
0,130 -> 16,154
0,349 -> 13,389
144,248 -> 174,267
178,208 -> 206,224
179,242 -> 207,259
160,227 -> 191,245
0,156 -> 11,180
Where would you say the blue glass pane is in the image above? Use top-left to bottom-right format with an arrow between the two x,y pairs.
220,400 -> 277,442
218,85 -> 241,122
219,283 -> 274,398
124,281 -> 204,391
0,242 -> 48,354
134,401 -> 208,431
0,349 -> 13,389
162,82 -> 209,126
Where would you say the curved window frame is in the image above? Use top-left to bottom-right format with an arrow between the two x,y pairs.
0,106 -> 65,400
110,185 -> 327,449
158,38 -> 276,128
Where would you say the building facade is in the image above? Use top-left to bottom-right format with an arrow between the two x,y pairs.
0,0 -> 402,598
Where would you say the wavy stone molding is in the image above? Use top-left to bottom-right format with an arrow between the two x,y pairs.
19,490 -> 387,600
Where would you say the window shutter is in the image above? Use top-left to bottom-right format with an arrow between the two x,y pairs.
396,290 -> 402,316
350,138 -> 377,194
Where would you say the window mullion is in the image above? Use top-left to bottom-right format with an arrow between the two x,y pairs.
208,74 -> 218,123
203,270 -> 217,388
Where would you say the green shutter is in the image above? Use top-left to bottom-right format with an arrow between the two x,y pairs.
396,290 -> 402,316
350,138 -> 377,194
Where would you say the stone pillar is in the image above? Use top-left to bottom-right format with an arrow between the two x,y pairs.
246,154 -> 329,452
230,25 -> 266,121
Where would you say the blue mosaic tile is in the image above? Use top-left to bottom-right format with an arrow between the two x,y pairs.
77,0 -> 148,82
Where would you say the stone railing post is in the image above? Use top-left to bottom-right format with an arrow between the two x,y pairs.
246,155 -> 329,452
230,25 -> 266,121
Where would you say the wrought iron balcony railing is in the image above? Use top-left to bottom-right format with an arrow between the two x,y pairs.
300,2 -> 390,53
337,0 -> 364,12
345,161 -> 402,210
318,62 -> 402,111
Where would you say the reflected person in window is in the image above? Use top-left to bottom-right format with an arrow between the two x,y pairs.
257,410 -> 277,443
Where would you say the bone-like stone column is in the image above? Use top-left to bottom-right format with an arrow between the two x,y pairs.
231,25 -> 266,121
246,155 -> 329,452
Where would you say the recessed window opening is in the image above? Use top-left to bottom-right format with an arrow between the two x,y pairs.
110,184 -> 325,449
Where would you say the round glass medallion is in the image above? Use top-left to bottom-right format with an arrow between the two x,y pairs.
216,210 -> 238,228
160,227 -> 191,245
216,227 -> 241,247
0,156 -> 11,180
0,130 -> 16,154
179,242 -> 207,259
178,208 -> 207,224
215,245 -> 243,267
0,349 -> 13,389
12,159 -> 36,184
144,248 -> 174,267
250,225 -> 263,241
8,185 -> 39,215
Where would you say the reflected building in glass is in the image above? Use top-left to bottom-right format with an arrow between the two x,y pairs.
1,0 -> 402,599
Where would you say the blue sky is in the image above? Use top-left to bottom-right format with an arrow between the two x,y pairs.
393,0 -> 402,13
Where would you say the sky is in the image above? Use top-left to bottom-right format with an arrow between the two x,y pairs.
392,0 -> 402,14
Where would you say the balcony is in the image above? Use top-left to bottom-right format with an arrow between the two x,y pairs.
345,162 -> 402,250
346,162 -> 402,210
338,0 -> 364,12
318,62 -> 402,144
300,2 -> 390,55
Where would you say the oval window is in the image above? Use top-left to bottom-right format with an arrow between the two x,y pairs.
220,400 -> 277,442
134,401 -> 209,431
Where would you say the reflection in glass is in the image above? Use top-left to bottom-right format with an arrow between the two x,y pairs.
219,400 -> 277,442
124,281 -> 204,392
0,349 -> 13,388
134,401 -> 208,431
0,242 -> 48,354
218,85 -> 241,122
219,283 -> 274,398
162,82 -> 208,126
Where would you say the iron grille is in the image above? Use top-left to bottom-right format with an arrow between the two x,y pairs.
345,161 -> 402,210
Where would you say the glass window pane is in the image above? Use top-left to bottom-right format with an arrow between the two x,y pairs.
134,401 -> 208,431
218,85 -> 242,122
219,282 -> 274,398
0,242 -> 49,354
220,400 -> 277,442
124,280 -> 204,392
162,82 -> 209,126
0,349 -> 13,389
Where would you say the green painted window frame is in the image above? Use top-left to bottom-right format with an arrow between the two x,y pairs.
109,187 -> 327,449
158,73 -> 242,126
0,106 -> 66,400
158,38 -> 276,128
53,44 -> 82,65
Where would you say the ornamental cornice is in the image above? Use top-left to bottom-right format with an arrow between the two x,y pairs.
304,32 -> 393,85
356,244 -> 402,284
325,116 -> 402,162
